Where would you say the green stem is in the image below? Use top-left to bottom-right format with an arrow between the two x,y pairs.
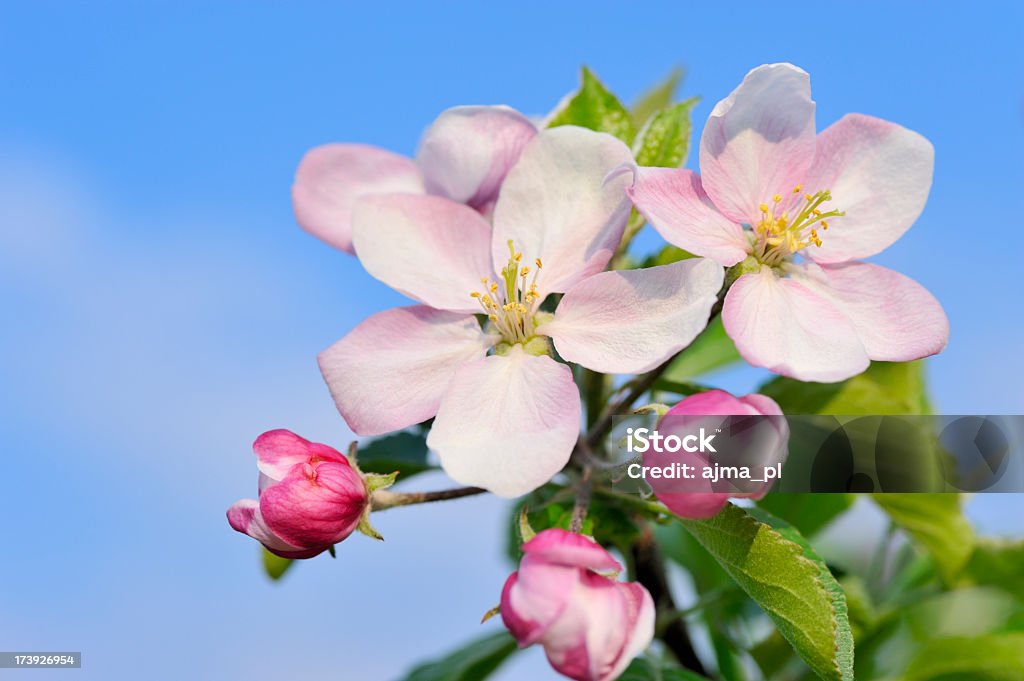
371,486 -> 486,511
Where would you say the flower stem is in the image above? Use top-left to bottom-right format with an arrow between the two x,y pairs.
370,486 -> 486,511
569,466 -> 593,533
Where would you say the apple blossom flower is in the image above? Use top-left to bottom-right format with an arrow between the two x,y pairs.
227,430 -> 369,558
501,529 -> 655,681
317,126 -> 724,498
645,390 -> 788,519
627,63 -> 948,382
292,105 -> 537,253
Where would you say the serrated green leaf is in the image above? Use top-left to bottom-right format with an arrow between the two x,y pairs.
678,504 -> 854,681
357,431 -> 432,479
757,493 -> 854,537
619,656 -> 708,681
871,493 -> 974,584
548,66 -> 635,144
632,98 -> 698,169
903,633 -> 1024,681
396,630 -> 518,681
759,361 -> 931,416
261,547 -> 293,581
661,317 -> 741,382
961,538 -> 1024,600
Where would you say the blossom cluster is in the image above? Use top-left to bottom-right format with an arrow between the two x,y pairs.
227,63 -> 948,681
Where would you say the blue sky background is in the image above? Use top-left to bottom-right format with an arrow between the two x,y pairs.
2,2 -> 1023,679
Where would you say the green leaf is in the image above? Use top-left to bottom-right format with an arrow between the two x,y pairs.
661,317 -> 741,382
548,66 -> 635,144
677,504 -> 855,681
631,67 -> 685,127
902,633 -> 1024,681
632,98 -> 698,169
759,361 -> 931,416
871,494 -> 974,584
619,656 -> 708,681
961,538 -> 1024,600
357,431 -> 432,479
396,630 -> 519,681
261,548 -> 293,581
642,245 -> 698,267
757,493 -> 854,537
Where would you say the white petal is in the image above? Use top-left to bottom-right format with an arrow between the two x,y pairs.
700,63 -> 816,224
351,194 -> 495,313
492,126 -> 634,294
292,144 -> 423,254
318,306 -> 493,436
427,347 -> 580,497
539,258 -> 724,373
795,261 -> 948,362
804,113 -> 934,263
722,266 -> 869,382
417,105 -> 537,210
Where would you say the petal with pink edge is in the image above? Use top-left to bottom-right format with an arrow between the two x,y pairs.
417,105 -> 537,211
539,258 -> 724,374
351,194 -> 495,313
292,144 -> 423,254
502,564 -> 578,647
543,573 -> 629,681
427,346 -> 581,498
605,582 -> 656,680
521,529 -> 622,574
700,63 -> 816,224
492,126 -> 634,294
253,429 -> 347,483
627,167 -> 748,266
804,113 -> 934,263
796,261 -> 948,362
259,461 -> 367,548
318,306 -> 492,436
722,267 -> 869,382
226,499 -> 322,559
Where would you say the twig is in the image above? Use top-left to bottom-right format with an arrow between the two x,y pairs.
569,466 -> 593,533
371,486 -> 486,511
632,527 -> 709,677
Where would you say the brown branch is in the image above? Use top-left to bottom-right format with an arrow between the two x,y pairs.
370,486 -> 485,511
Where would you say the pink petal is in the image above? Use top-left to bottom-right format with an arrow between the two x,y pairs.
604,582 -> 655,681
417,105 -> 537,211
226,499 -> 322,559
722,267 -> 869,382
700,63 -> 816,224
804,113 -> 934,263
502,564 -> 578,647
252,429 -> 347,483
627,167 -> 748,266
292,144 -> 423,254
521,529 -> 622,574
426,346 -> 581,498
259,461 -> 367,548
797,261 -> 948,362
539,258 -> 724,374
351,194 -> 495,313
543,573 -> 629,681
318,306 -> 492,436
491,127 -> 634,294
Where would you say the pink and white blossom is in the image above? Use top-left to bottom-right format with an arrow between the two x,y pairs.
292,105 -> 537,253
227,430 -> 368,558
627,63 -> 948,382
646,390 -> 788,519
318,126 -> 724,498
501,529 -> 655,681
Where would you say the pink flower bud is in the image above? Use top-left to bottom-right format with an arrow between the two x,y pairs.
226,430 -> 369,558
646,390 -> 789,519
501,529 -> 654,681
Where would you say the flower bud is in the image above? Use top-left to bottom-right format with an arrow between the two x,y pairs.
501,529 -> 654,681
646,390 -> 789,519
227,430 -> 369,558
